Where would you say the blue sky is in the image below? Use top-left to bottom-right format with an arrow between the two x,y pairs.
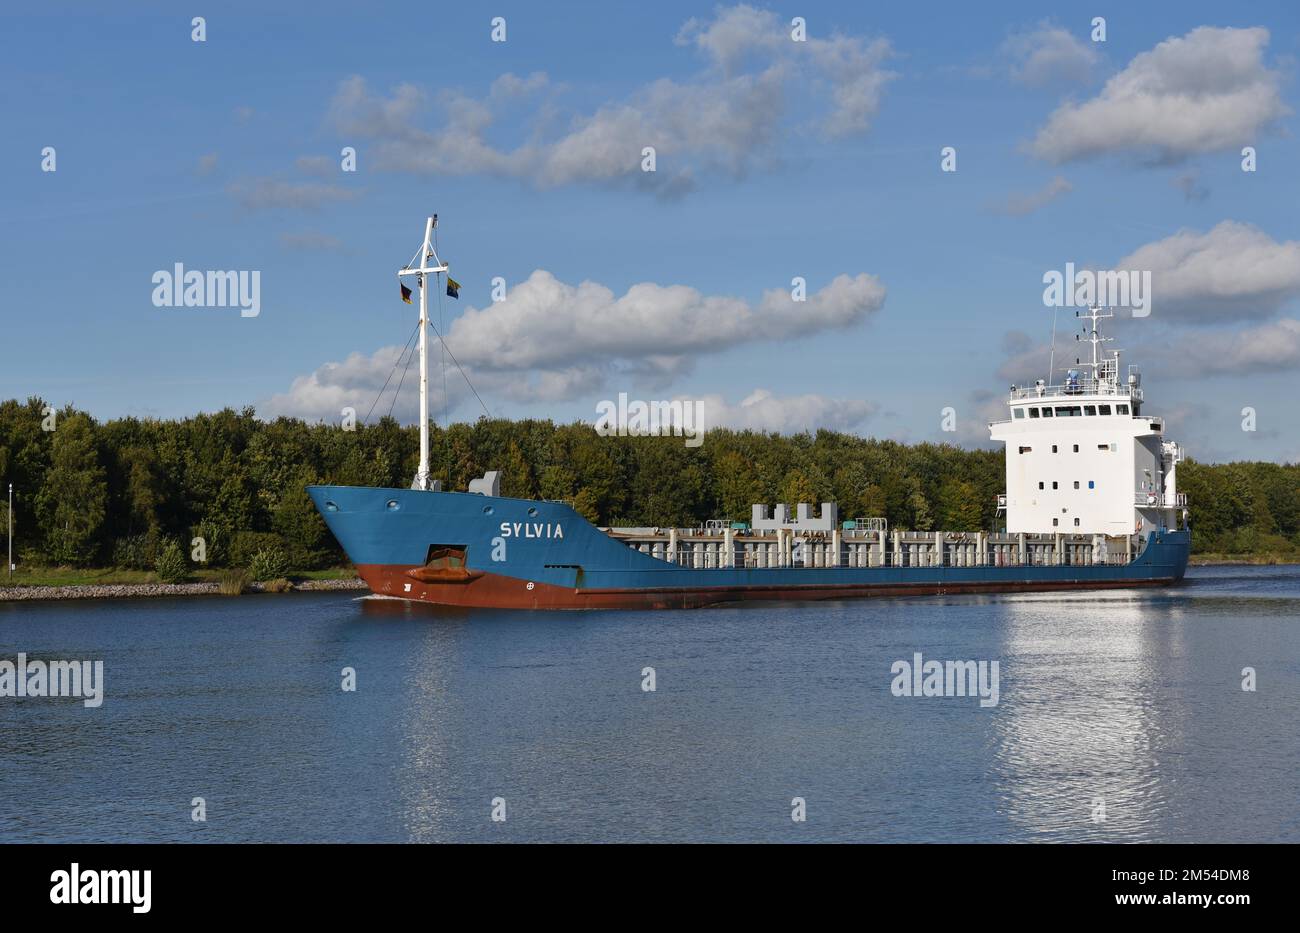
2,1 -> 1298,463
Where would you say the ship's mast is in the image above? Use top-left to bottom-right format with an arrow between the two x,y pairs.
397,215 -> 448,491
1079,304 -> 1116,387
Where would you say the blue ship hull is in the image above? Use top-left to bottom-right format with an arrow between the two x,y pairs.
308,485 -> 1190,610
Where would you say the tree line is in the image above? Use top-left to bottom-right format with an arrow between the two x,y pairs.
0,397 -> 1295,570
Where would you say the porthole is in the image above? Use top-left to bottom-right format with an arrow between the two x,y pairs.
386,499 -> 401,511
483,505 -> 494,515
324,501 -> 339,512
527,507 -> 539,517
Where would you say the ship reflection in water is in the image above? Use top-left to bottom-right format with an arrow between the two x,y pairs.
992,592 -> 1180,841
357,595 -> 469,843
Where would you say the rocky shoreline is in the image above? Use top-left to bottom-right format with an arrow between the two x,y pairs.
0,578 -> 369,602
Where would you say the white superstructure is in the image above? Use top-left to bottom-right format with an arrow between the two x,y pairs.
988,307 -> 1187,537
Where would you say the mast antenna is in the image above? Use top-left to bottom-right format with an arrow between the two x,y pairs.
397,215 -> 448,491
1047,305 -> 1058,386
1083,304 -> 1115,384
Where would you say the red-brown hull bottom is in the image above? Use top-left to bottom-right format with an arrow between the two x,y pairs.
356,564 -> 1177,611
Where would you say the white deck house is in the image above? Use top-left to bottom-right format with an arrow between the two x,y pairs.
989,307 -> 1187,538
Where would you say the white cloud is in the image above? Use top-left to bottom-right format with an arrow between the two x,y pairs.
294,155 -> 335,177
676,4 -> 780,75
263,268 -> 887,421
673,6 -> 895,138
1002,22 -> 1099,87
328,77 -> 426,138
1171,170 -> 1209,202
1118,221 -> 1300,322
991,175 -> 1072,215
1031,26 -> 1288,163
950,389 -> 1009,449
228,177 -> 359,211
279,231 -> 344,251
444,269 -> 886,375
328,5 -> 894,194
995,330 -> 1050,384
698,388 -> 876,433
261,344 -> 426,424
1168,318 -> 1300,373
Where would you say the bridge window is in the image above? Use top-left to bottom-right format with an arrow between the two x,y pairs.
1099,404 -> 1112,415
1055,405 -> 1082,417
1028,407 -> 1040,418
1084,405 -> 1096,416
1013,408 -> 1025,419
1041,407 -> 1053,417
1117,404 -> 1129,414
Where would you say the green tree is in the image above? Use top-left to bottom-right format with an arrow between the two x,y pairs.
572,487 -> 601,523
908,486 -> 933,532
539,464 -> 577,502
858,483 -> 888,520
36,413 -> 107,565
780,469 -> 817,508
119,444 -> 163,536
155,539 -> 189,583
938,479 -> 983,530
204,454 -> 256,541
272,469 -> 330,569
500,440 -> 536,499
715,450 -> 762,521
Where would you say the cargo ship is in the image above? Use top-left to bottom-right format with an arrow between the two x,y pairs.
308,217 -> 1190,609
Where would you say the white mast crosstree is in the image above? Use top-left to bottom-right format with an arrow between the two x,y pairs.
397,215 -> 448,491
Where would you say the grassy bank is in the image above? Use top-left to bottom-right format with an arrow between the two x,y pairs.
0,565 -> 359,588
1188,554 -> 1300,566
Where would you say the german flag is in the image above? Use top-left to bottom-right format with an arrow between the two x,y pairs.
400,283 -> 412,304
446,277 -> 460,300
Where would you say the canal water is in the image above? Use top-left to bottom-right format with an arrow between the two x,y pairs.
1,565 -> 1296,842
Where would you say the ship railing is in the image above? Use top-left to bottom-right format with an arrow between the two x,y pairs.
1135,492 -> 1188,507
628,535 -> 1142,569
1009,381 -> 1139,401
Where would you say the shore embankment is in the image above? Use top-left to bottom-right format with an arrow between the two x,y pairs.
0,578 -> 368,602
